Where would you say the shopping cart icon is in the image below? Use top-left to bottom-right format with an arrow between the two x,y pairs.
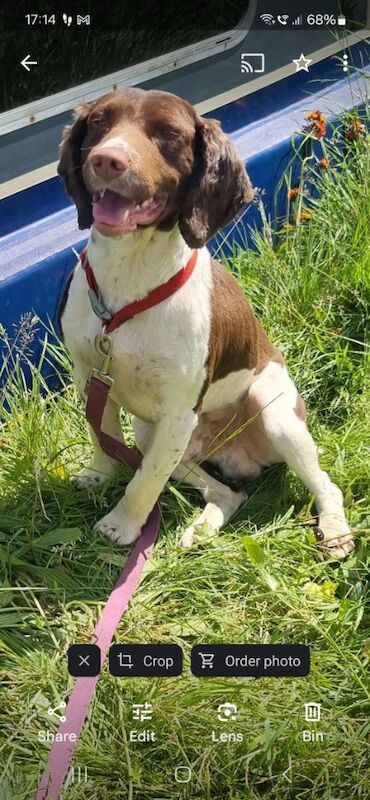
199,652 -> 215,669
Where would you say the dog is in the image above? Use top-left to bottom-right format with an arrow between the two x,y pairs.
58,88 -> 354,559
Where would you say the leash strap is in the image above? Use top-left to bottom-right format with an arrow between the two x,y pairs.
36,377 -> 160,799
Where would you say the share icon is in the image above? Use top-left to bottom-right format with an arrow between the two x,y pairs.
47,701 -> 67,723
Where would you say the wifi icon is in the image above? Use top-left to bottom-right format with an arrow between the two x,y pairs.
260,13 -> 275,25
241,60 -> 253,73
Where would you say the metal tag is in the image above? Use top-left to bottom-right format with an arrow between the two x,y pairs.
94,331 -> 114,376
88,288 -> 111,321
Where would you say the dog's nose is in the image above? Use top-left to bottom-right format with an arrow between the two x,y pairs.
91,149 -> 128,181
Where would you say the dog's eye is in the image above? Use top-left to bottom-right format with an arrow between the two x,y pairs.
90,115 -> 107,128
158,128 -> 181,140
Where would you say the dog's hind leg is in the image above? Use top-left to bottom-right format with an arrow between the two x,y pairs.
172,461 -> 246,547
247,362 -> 355,559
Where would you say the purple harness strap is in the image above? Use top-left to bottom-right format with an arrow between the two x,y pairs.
36,376 -> 160,799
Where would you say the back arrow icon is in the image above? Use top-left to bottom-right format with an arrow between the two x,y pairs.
21,55 -> 38,72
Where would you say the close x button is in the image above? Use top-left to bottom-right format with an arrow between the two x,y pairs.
68,644 -> 101,677
109,644 -> 183,677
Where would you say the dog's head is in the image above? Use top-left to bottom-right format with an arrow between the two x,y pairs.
57,88 -> 254,247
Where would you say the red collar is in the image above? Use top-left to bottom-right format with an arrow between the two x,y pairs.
80,246 -> 198,333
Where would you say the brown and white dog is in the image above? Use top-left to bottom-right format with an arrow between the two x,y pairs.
58,88 -> 354,559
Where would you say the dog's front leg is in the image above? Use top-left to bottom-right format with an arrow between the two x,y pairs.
95,411 -> 197,545
73,395 -> 124,488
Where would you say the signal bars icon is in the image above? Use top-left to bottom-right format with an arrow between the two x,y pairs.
292,15 -> 303,25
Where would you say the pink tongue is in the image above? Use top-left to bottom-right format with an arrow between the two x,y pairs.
92,189 -> 135,226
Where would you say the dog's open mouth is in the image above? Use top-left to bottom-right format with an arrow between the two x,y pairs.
92,189 -> 167,234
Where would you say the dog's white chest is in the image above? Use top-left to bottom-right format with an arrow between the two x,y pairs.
63,291 -> 169,418
61,246 -> 211,422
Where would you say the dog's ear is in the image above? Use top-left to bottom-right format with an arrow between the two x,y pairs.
57,102 -> 93,230
179,117 -> 254,248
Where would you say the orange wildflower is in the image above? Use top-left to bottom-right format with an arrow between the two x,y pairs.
304,110 -> 327,139
296,210 -> 312,222
307,111 -> 327,124
318,157 -> 329,169
288,186 -> 300,200
345,117 -> 366,142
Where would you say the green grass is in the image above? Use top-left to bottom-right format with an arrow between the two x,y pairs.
0,127 -> 370,800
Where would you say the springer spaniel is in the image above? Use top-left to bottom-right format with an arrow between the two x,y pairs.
58,88 -> 354,559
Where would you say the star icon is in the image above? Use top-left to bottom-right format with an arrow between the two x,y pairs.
292,53 -> 312,72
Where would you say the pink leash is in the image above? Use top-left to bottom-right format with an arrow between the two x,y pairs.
36,375 -> 161,799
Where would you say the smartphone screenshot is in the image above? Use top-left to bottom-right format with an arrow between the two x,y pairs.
0,1 -> 369,799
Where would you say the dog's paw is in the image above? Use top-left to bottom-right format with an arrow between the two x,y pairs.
72,465 -> 113,489
181,490 -> 247,549
95,508 -> 142,546
315,514 -> 355,560
181,526 -> 196,548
